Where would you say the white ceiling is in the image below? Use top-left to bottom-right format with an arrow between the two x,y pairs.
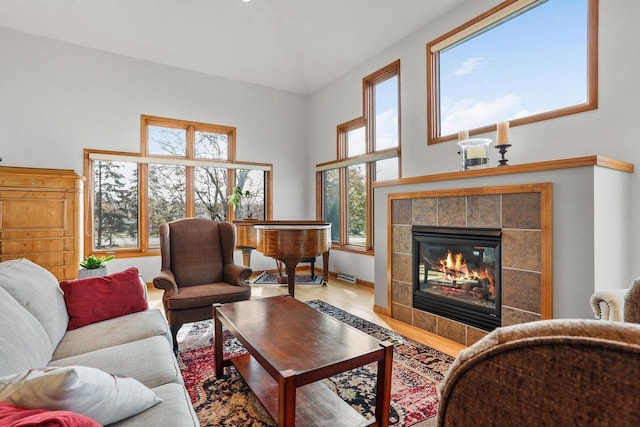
0,0 -> 466,94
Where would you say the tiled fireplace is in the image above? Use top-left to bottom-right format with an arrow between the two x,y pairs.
390,184 -> 552,346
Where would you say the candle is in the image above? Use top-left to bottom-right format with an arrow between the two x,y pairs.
458,130 -> 469,141
497,121 -> 510,146
467,146 -> 486,159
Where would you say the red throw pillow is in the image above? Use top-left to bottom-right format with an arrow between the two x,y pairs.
0,402 -> 100,427
60,267 -> 147,330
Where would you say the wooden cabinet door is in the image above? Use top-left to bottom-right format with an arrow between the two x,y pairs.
0,166 -> 83,281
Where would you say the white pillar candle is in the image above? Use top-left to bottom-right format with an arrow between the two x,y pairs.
458,130 -> 469,141
467,146 -> 486,159
497,121 -> 510,145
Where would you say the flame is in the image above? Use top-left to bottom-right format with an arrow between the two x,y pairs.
429,249 -> 496,298
439,250 -> 469,277
476,266 -> 496,297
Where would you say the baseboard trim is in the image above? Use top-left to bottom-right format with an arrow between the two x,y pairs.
373,304 -> 390,316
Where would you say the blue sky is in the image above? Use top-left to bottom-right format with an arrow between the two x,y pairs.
438,0 -> 588,135
348,75 -> 399,157
374,76 -> 399,150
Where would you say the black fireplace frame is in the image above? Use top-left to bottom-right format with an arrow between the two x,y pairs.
412,226 -> 502,331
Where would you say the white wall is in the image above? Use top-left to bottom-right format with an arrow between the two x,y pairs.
0,27 -> 311,281
308,0 -> 640,287
2,0 -> 640,288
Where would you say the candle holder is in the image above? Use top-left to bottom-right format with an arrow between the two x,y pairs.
457,138 -> 492,171
495,144 -> 512,166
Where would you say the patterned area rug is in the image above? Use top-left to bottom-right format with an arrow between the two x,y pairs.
251,271 -> 324,284
177,300 -> 454,426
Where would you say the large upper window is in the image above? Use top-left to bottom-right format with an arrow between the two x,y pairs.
427,0 -> 597,144
317,60 -> 400,253
85,115 -> 271,256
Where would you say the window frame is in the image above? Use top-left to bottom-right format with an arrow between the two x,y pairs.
83,115 -> 273,258
316,60 -> 401,254
426,0 -> 598,145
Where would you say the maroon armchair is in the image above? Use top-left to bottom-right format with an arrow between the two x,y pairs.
153,218 -> 252,353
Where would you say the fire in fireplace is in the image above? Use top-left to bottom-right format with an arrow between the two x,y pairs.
412,226 -> 501,331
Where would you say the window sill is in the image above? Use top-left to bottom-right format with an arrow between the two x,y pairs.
329,245 -> 374,256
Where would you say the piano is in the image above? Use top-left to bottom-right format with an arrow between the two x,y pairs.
234,220 -> 331,297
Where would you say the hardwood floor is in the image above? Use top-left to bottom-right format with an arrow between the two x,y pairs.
147,274 -> 466,357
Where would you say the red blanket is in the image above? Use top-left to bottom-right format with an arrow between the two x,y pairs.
0,402 -> 100,427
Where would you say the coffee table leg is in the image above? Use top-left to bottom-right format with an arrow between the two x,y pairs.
278,370 -> 296,426
375,342 -> 394,427
213,305 -> 224,378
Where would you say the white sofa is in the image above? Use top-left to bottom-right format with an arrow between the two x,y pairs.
0,258 -> 198,426
590,278 -> 640,322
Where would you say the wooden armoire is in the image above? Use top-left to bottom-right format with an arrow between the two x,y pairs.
0,166 -> 83,281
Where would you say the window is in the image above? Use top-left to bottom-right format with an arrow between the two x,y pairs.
92,160 -> 139,250
346,163 -> 367,246
85,115 -> 271,257
317,60 -> 400,252
323,168 -> 340,242
427,0 -> 597,144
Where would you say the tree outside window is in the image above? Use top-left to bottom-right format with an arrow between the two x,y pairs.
85,115 -> 271,257
92,160 -> 138,250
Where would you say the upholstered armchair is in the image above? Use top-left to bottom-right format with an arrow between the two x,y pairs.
437,319 -> 640,426
590,278 -> 640,322
153,218 -> 252,353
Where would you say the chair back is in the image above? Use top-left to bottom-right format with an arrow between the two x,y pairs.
624,278 -> 640,323
437,319 -> 640,426
159,218 -> 236,288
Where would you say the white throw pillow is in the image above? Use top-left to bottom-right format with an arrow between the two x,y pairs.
0,366 -> 162,425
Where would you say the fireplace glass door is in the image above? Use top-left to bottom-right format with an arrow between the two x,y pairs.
413,226 -> 501,331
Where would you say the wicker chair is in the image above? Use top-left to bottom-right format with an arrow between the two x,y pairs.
590,278 -> 640,323
153,218 -> 252,353
437,319 -> 640,427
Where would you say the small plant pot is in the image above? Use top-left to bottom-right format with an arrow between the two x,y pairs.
78,266 -> 108,279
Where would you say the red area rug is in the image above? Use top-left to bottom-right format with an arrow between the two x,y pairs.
177,300 -> 453,426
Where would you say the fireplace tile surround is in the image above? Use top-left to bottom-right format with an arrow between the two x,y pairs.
390,185 -> 551,346
375,156 -> 633,348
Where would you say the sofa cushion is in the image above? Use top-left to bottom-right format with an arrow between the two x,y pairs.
60,267 -> 147,330
0,286 -> 53,377
109,383 -> 199,427
0,402 -> 101,427
50,335 -> 182,389
0,258 -> 69,349
0,366 -> 161,426
52,309 -> 171,360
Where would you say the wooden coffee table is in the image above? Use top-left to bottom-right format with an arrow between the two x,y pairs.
213,295 -> 393,427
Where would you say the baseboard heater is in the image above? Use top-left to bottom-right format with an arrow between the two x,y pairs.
337,272 -> 357,284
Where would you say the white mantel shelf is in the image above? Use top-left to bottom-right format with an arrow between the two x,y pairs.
373,155 -> 634,188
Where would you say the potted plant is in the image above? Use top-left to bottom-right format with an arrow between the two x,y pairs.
227,186 -> 255,219
78,254 -> 115,278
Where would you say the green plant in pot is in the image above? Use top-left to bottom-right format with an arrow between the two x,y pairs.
78,254 -> 115,278
227,186 -> 255,219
